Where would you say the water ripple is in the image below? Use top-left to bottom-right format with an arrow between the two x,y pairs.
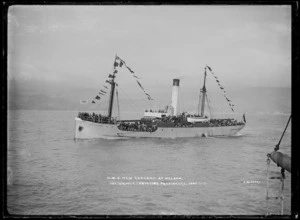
7,111 -> 291,215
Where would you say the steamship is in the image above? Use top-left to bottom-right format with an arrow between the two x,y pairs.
74,55 -> 246,139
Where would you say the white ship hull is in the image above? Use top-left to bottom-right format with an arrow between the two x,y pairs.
75,118 -> 245,139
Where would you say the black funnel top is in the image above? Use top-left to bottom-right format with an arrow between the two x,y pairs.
173,79 -> 180,86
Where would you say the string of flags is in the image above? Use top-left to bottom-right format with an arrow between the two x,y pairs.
206,65 -> 235,112
89,57 -> 120,104
87,55 -> 153,104
113,55 -> 153,101
89,79 -> 112,105
91,81 -> 109,103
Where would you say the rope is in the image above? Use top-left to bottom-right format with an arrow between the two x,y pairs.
116,85 -> 120,120
117,86 -> 140,113
206,93 -> 212,118
116,56 -> 154,102
274,115 -> 291,151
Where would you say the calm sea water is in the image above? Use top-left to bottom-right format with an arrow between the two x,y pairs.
7,110 -> 291,215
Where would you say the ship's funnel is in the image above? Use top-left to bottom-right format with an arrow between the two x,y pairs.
171,79 -> 180,116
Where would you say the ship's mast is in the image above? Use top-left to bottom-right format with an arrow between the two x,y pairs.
108,55 -> 118,119
200,67 -> 207,117
197,92 -> 201,115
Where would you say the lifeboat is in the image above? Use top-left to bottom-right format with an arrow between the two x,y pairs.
186,115 -> 210,123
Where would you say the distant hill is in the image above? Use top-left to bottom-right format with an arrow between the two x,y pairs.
7,79 -> 291,115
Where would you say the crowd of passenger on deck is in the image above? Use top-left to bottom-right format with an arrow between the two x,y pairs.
116,117 -> 244,131
209,118 -> 244,126
117,121 -> 158,132
158,116 -> 244,127
78,112 -> 116,124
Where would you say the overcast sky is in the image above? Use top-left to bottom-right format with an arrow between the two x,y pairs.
8,5 -> 291,91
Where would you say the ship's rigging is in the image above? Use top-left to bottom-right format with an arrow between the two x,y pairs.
206,65 -> 235,112
90,55 -> 154,120
88,56 -> 239,122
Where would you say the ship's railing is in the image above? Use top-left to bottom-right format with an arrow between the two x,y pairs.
77,112 -> 117,124
145,109 -> 167,113
186,114 -> 209,118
